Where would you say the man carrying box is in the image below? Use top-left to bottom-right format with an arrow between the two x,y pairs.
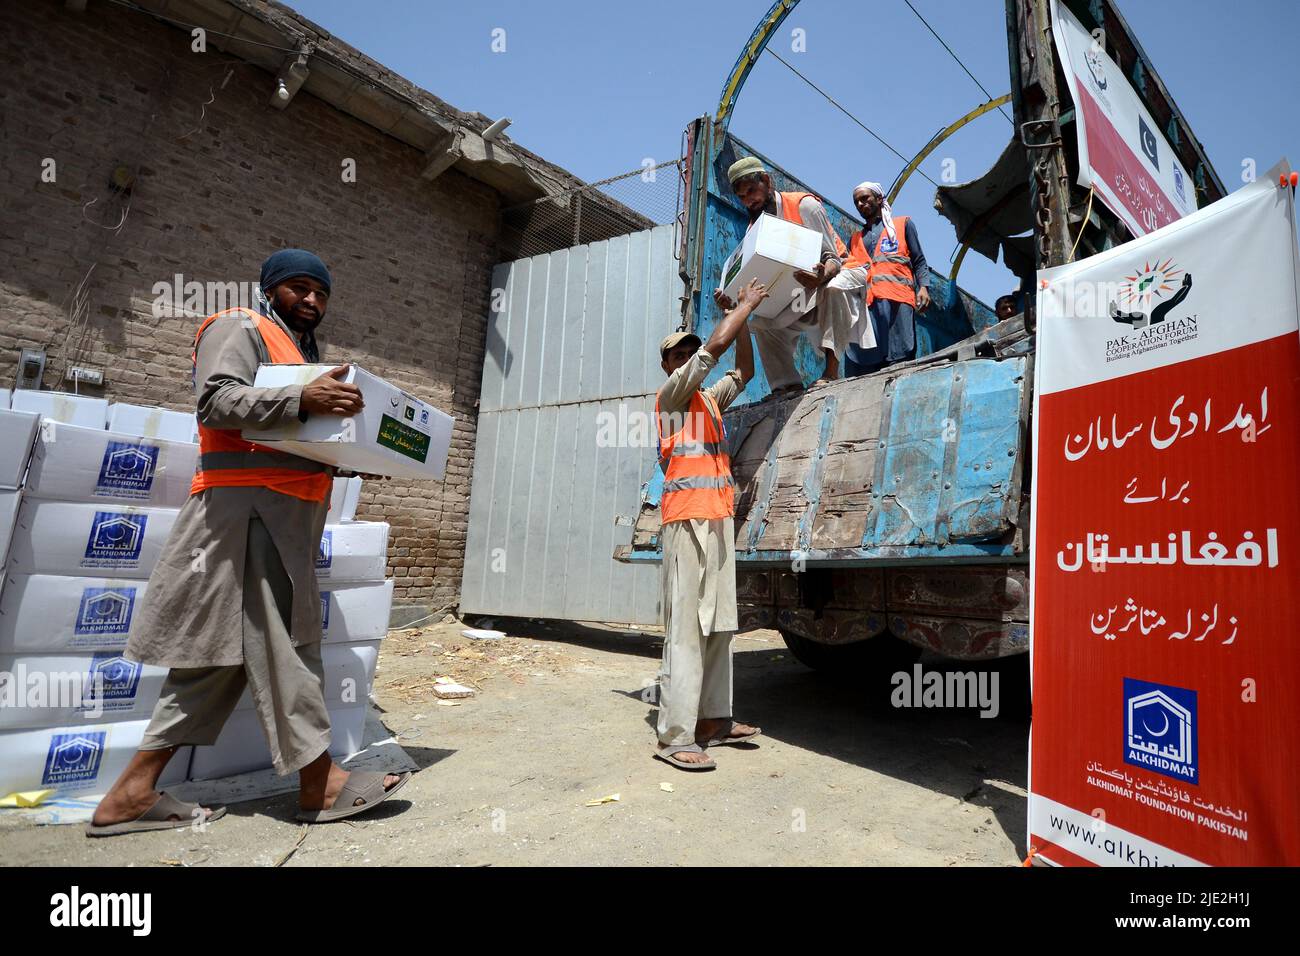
88,249 -> 411,836
653,278 -> 767,771
719,157 -> 867,393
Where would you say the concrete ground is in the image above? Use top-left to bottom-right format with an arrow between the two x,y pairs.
2,621 -> 1031,866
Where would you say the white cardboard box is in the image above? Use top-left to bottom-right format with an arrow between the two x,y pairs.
0,651 -> 169,730
6,500 -> 178,578
0,409 -> 41,489
328,475 -> 363,522
317,521 -> 389,582
189,641 -> 379,780
106,402 -> 198,445
0,491 -> 22,570
248,364 -> 453,480
187,703 -> 367,781
719,212 -> 823,321
231,640 -> 378,714
0,720 -> 188,798
0,388 -> 10,410
0,574 -> 150,654
25,420 -> 199,508
320,579 -> 394,645
10,390 -> 109,430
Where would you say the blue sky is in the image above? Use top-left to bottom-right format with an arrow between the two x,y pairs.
293,0 -> 1296,306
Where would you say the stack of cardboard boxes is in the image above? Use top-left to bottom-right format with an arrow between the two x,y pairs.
0,391 -> 394,800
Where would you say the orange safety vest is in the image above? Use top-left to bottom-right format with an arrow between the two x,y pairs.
777,191 -> 849,261
190,309 -> 332,503
846,215 -> 916,307
655,388 -> 735,524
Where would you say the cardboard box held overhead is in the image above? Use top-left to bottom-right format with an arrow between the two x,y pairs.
248,365 -> 453,480
719,213 -> 823,321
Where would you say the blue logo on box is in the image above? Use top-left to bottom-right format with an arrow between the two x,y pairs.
42,731 -> 107,786
317,530 -> 333,573
74,587 -> 138,636
82,653 -> 143,711
95,442 -> 159,499
1124,677 -> 1198,784
320,591 -> 331,629
82,512 -> 148,568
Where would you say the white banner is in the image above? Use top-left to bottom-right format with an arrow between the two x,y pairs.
1052,0 -> 1196,237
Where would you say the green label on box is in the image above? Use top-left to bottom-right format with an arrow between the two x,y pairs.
377,413 -> 430,463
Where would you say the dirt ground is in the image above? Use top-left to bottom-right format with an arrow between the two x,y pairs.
2,621 -> 1031,866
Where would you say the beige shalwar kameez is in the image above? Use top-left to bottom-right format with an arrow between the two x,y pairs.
747,192 -> 872,390
126,309 -> 336,775
656,348 -> 744,747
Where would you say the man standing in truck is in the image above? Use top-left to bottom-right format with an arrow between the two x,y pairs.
721,156 -> 866,392
842,182 -> 931,376
653,278 -> 768,770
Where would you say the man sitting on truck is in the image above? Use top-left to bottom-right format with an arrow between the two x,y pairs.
652,278 -> 767,770
719,156 -> 865,393
842,182 -> 931,376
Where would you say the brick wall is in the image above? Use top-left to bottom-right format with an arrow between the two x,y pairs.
0,0 -> 499,611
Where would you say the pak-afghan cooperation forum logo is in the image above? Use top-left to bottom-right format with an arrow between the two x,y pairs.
1123,678 -> 1199,784
1105,258 -> 1198,362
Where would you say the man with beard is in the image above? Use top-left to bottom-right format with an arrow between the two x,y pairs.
842,182 -> 931,376
718,157 -> 868,394
87,249 -> 411,836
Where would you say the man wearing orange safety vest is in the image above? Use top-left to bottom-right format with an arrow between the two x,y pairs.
652,278 -> 768,771
720,156 -> 868,394
842,181 -> 931,376
89,249 -> 410,836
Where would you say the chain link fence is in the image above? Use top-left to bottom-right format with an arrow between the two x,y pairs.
499,158 -> 685,261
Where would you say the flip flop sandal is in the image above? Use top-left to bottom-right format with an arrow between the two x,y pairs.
296,770 -> 412,823
699,720 -> 762,748
85,792 -> 227,838
653,743 -> 716,772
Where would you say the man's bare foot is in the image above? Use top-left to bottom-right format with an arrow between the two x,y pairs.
90,747 -> 216,827
299,760 -> 402,812
657,744 -> 712,765
695,717 -> 760,745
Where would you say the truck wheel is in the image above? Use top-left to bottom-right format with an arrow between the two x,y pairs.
778,628 -> 920,676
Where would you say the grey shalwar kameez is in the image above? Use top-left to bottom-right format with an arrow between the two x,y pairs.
747,193 -> 870,390
125,308 -> 336,775
655,348 -> 744,747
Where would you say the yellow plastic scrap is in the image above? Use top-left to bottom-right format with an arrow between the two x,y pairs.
583,793 -> 621,807
0,789 -> 55,808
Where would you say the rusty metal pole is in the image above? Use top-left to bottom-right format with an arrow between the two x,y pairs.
1015,0 -> 1074,271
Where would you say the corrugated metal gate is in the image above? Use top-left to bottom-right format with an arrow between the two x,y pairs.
459,225 -> 679,625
